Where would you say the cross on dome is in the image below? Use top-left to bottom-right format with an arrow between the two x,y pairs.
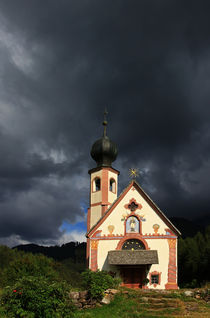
90,109 -> 118,167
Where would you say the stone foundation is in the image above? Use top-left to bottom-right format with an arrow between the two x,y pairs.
69,289 -> 119,309
69,290 -> 97,309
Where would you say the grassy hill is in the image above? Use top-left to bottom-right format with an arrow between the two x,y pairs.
0,238 -> 210,317
73,288 -> 210,318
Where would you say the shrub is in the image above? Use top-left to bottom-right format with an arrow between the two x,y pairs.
0,246 -> 15,270
1,276 -> 75,318
56,258 -> 85,289
81,269 -> 121,300
183,278 -> 199,289
0,249 -> 59,287
142,278 -> 149,286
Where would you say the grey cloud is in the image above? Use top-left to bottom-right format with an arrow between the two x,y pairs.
0,1 -> 210,246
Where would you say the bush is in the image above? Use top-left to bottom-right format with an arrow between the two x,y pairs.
1,276 -> 75,318
142,278 -> 149,286
183,278 -> 199,289
81,269 -> 121,300
0,248 -> 59,287
0,246 -> 15,270
56,258 -> 85,289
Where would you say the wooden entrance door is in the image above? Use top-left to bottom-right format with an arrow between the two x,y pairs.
121,266 -> 144,288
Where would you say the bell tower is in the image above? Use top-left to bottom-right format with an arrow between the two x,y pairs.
87,111 -> 119,231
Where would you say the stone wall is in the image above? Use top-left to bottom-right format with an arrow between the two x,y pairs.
69,291 -> 97,309
69,289 -> 119,309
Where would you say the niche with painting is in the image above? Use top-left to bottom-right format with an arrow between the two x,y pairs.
126,216 -> 140,233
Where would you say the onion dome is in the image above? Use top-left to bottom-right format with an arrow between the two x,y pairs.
90,110 -> 118,167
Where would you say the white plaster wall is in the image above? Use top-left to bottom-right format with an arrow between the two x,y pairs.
145,239 -> 169,289
91,170 -> 102,181
97,239 -> 120,271
92,191 -> 102,203
90,205 -> 102,228
90,171 -> 102,204
96,187 -> 170,236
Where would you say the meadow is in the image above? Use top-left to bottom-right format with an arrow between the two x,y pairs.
0,226 -> 209,317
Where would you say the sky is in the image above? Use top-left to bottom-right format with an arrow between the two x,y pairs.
0,1 -> 210,247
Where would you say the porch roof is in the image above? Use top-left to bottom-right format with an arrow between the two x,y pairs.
108,250 -> 159,265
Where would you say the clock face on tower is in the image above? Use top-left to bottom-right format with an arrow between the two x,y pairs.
122,239 -> 145,250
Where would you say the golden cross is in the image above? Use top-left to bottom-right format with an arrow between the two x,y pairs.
129,168 -> 139,179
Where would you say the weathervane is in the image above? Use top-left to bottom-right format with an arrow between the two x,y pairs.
129,168 -> 140,179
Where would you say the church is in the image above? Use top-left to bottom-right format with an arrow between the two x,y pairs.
86,116 -> 180,289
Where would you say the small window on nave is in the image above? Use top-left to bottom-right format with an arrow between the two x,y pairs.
151,275 -> 159,284
109,179 -> 116,192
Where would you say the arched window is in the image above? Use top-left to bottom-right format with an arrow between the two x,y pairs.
94,178 -> 101,191
122,239 -> 145,250
126,216 -> 139,233
109,179 -> 116,193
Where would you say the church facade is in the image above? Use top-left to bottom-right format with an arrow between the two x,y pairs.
86,119 -> 180,289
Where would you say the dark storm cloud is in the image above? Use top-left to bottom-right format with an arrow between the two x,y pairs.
0,0 -> 210,246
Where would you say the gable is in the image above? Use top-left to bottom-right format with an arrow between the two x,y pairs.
87,180 -> 181,237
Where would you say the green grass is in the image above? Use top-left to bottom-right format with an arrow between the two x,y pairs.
72,288 -> 210,318
1,285 -> 210,318
72,293 -> 179,318
73,294 -> 151,318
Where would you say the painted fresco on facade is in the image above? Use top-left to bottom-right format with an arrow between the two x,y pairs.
126,216 -> 139,233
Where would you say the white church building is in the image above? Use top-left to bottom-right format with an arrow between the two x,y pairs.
86,117 -> 180,289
